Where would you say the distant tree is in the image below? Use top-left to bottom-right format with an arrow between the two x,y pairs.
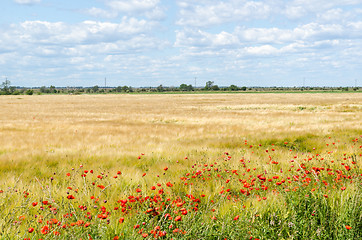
204,81 -> 214,90
49,85 -> 57,93
157,85 -> 164,92
9,86 -> 16,94
240,86 -> 247,91
92,85 -> 99,93
40,86 -> 50,93
114,86 -> 122,92
211,85 -> 220,91
1,79 -> 11,94
229,85 -> 239,91
180,84 -> 194,91
121,86 -> 130,92
179,84 -> 188,91
25,89 -> 33,95
1,79 -> 10,88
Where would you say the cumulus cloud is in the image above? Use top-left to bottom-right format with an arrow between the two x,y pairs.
283,0 -> 362,20
235,23 -> 348,44
175,0 -> 362,27
84,0 -> 165,20
8,18 -> 153,46
245,45 -> 278,56
0,17 -> 170,86
176,0 -> 271,27
175,29 -> 239,48
106,0 -> 160,13
84,7 -> 118,19
0,17 -> 167,62
174,21 -> 362,59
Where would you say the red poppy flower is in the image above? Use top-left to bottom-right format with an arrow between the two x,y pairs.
345,225 -> 352,230
67,195 -> 75,200
41,225 -> 49,235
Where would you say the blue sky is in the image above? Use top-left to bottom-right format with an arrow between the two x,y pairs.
1,0 -> 362,87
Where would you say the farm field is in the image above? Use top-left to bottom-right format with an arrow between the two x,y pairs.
0,93 -> 361,239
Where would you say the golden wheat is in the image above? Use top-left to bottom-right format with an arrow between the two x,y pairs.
0,93 -> 361,183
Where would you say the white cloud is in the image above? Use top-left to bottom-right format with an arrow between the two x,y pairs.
84,7 -> 118,19
317,8 -> 345,22
245,45 -> 278,56
14,0 -> 41,5
235,27 -> 294,44
174,20 -> 362,61
284,5 -> 307,20
106,0 -> 160,13
10,18 -> 153,45
176,1 -> 271,27
144,6 -> 166,20
0,17 -> 167,63
175,0 -> 362,27
84,0 -> 165,20
175,29 -> 239,48
284,0 -> 362,20
238,22 -> 362,44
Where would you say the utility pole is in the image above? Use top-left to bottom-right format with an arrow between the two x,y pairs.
355,79 -> 357,88
105,77 -> 107,88
194,77 -> 197,89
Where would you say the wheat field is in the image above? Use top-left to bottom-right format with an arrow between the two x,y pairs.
0,93 -> 361,181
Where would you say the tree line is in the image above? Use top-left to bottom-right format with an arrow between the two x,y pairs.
0,79 -> 359,95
